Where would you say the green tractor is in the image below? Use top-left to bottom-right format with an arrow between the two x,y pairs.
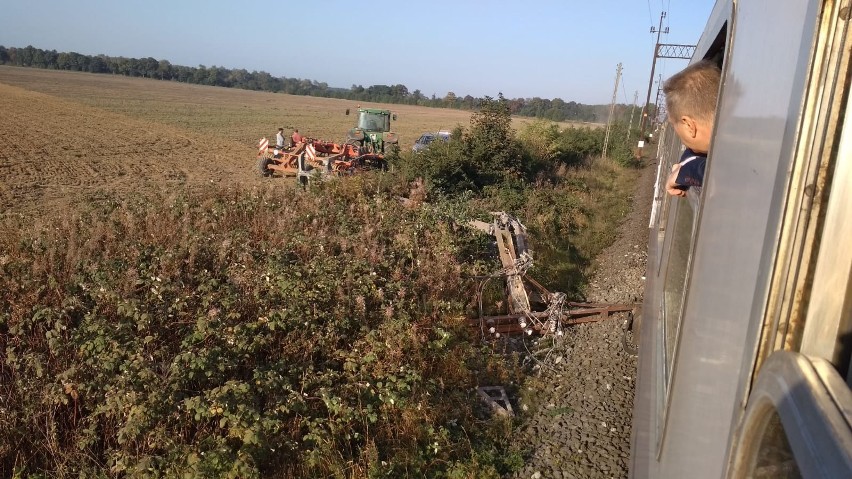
346,107 -> 399,154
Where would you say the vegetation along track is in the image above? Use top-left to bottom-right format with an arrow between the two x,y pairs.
507,159 -> 654,479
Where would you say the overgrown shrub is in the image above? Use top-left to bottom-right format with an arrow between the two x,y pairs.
554,126 -> 604,166
461,95 -> 527,185
475,155 -> 634,298
0,178 -> 524,478
516,120 -> 561,174
399,96 -> 528,195
392,107 -> 638,302
600,122 -> 640,167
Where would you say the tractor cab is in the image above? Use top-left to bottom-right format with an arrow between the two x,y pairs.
346,107 -> 399,154
356,109 -> 392,132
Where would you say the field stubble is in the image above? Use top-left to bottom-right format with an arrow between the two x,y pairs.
0,66 -> 599,217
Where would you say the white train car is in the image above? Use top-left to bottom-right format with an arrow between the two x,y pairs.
630,0 -> 852,477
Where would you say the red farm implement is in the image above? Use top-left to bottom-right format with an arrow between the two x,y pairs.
256,138 -> 387,182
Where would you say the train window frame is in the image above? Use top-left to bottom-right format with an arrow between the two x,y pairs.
653,19 -> 730,455
659,50 -> 729,374
781,1 -> 852,379
728,351 -> 852,477
803,98 -> 852,379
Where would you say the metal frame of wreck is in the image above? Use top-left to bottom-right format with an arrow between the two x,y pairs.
468,212 -> 636,337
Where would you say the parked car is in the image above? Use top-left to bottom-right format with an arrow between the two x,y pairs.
412,131 -> 451,153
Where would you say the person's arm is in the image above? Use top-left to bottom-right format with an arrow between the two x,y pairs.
666,163 -> 687,197
666,156 -> 706,197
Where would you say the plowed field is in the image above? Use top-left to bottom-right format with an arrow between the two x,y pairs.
0,66 -> 598,217
0,81 -> 260,215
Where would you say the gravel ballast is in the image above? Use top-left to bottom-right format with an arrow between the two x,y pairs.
506,160 -> 656,479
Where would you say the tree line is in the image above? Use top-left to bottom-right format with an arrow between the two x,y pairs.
0,45 -> 642,123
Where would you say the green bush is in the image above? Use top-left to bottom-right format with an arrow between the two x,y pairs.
462,95 -> 527,185
601,122 -> 640,167
555,126 -> 604,166
0,179 -> 522,478
397,96 -> 529,195
393,106 -> 638,302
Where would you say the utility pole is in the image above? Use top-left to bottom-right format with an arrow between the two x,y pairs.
627,90 -> 638,140
636,11 -> 696,157
651,74 -> 665,132
639,11 -> 668,143
602,62 -> 622,160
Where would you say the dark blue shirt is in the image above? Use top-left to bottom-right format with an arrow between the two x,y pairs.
674,148 -> 707,190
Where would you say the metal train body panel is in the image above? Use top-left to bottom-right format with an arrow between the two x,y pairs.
630,0 -> 852,477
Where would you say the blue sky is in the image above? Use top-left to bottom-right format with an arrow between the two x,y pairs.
0,0 -> 715,105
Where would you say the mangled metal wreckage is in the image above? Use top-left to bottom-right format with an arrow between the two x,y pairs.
468,213 -> 634,338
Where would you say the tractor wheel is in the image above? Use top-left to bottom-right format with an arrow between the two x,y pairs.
258,157 -> 273,177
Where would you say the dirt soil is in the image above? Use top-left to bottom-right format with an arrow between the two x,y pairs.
507,159 -> 655,479
0,82 -> 260,216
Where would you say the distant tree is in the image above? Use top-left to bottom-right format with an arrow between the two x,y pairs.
443,91 -> 457,108
43,49 -> 59,69
206,65 -> 226,86
89,55 -> 108,73
17,45 -> 34,66
507,98 -> 525,114
464,94 -> 525,183
124,58 -> 141,76
157,59 -> 172,80
173,65 -> 192,82
390,84 -> 409,98
461,95 -> 475,110
192,65 -> 207,84
0,44 -> 616,124
545,107 -> 566,122
141,57 -> 158,78
366,84 -> 391,98
255,71 -> 275,91
56,52 -> 72,70
112,57 -> 127,75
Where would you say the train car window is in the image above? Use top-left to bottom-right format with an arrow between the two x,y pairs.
659,25 -> 727,389
747,410 -> 802,478
730,352 -> 852,478
662,199 -> 694,381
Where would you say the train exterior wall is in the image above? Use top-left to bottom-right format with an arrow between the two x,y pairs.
629,0 -> 825,477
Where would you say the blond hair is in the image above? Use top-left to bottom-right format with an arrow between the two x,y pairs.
663,60 -> 721,123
